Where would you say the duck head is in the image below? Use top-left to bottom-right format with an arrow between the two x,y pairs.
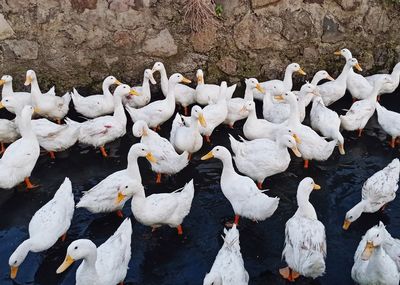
361,222 -> 388,261
288,63 -> 306,76
191,105 -> 206,127
24,70 -> 37,86
144,69 -> 156,84
132,120 -> 150,138
334,48 -> 352,61
56,239 -> 97,274
245,78 -> 265,94
0,75 -> 12,86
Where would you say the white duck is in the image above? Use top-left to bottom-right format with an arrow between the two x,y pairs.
152,62 -> 196,115
254,62 -> 306,101
170,105 -> 206,159
123,69 -> 156,108
335,48 -> 374,101
296,82 -> 319,122
280,91 -> 337,169
8,178 -> 74,279
126,73 -> 190,130
310,70 -> 335,86
351,222 -> 400,285
25,70 -> 71,123
0,75 -> 32,112
262,83 -> 289,124
310,96 -> 345,155
0,102 -> 19,154
132,120 -> 188,183
72,75 -> 121,118
318,58 -> 362,106
2,96 -> 80,159
343,158 -> 399,230
229,132 -> 301,189
67,84 -> 136,157
340,76 -> 392,137
280,177 -> 325,282
76,143 -> 155,217
224,78 -> 264,128
376,102 -> 400,148
195,69 -> 237,105
0,105 -> 40,189
203,225 -> 249,285
119,180 -> 194,235
56,218 -> 132,285
366,62 -> 400,96
201,146 -> 279,225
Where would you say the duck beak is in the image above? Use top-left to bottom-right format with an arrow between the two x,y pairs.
149,73 -> 157,85
334,51 -> 342,56
198,113 -> 207,128
339,144 -> 345,155
142,128 -> 148,136
146,152 -> 157,163
56,255 -> 75,274
10,266 -> 18,279
0,102 -> 4,109
361,241 -> 375,260
355,63 -> 363,72
151,67 -> 157,73
239,105 -> 247,115
291,146 -> 302,157
201,151 -> 214,160
274,95 -> 284,101
297,68 -> 306,76
0,79 -> 5,86
292,134 -> 301,144
181,77 -> 191,84
33,107 -> 40,114
116,192 -> 126,205
114,80 -> 122,85
326,75 -> 335,81
24,76 -> 32,86
342,219 -> 351,230
255,83 -> 265,94
313,183 -> 321,190
129,89 -> 139,96
197,75 -> 204,84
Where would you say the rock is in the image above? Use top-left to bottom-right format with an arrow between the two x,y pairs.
251,0 -> 281,9
142,29 -> 178,57
0,14 -> 14,40
108,0 -> 136,12
363,6 -> 390,34
217,56 -> 238,75
281,10 -> 315,42
112,31 -> 133,47
190,25 -> 217,53
322,15 -> 344,43
334,0 -> 361,11
303,47 -> 319,60
6,40 -> 39,59
70,0 -> 98,13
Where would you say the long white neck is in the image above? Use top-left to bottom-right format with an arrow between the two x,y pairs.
367,82 -> 382,102
2,81 -> 14,96
102,82 -> 113,101
19,113 -> 36,139
126,152 -> 142,183
283,68 -> 294,90
30,78 -> 42,98
112,95 -> 127,127
165,82 -> 176,107
78,249 -> 99,282
263,91 -> 273,107
244,86 -> 254,101
245,108 -> 257,124
336,63 -> 352,83
296,191 -> 317,219
220,154 -> 236,179
159,68 -> 169,96
130,188 -> 146,213
287,97 -> 301,127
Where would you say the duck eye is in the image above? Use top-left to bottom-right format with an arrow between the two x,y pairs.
377,234 -> 379,237
74,246 -> 78,250
125,185 -> 128,189
13,260 -> 17,264
141,148 -> 144,151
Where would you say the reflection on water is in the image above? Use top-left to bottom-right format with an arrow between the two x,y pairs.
0,89 -> 399,285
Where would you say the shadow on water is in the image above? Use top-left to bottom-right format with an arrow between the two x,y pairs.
0,84 -> 399,285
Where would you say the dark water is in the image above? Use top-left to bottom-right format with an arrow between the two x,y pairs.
0,88 -> 399,285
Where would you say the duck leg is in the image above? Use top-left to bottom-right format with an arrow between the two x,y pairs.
279,267 -> 300,282
100,146 -> 108,157
357,129 -> 363,137
257,181 -> 263,190
352,97 -> 357,103
0,142 -> 5,154
24,177 -> 39,190
234,215 -> 240,225
303,160 -> 309,169
60,233 -> 67,242
177,225 -> 183,235
49,151 -> 56,159
184,106 -> 189,116
116,210 -> 124,218
390,137 -> 396,148
156,173 -> 162,184
56,119 -> 62,124
188,153 -> 192,161
377,95 -> 381,102
205,135 -> 211,143
228,124 -> 234,129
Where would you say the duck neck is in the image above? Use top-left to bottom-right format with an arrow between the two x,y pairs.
112,95 -> 126,126
79,249 -> 98,280
288,98 -> 300,127
263,91 -> 273,106
127,152 -> 142,184
12,239 -> 32,265
283,68 -> 294,90
311,75 -> 322,86
246,108 -> 257,123
296,191 -> 317,219
2,81 -> 14,96
166,82 -> 176,106
244,86 -> 254,101
368,83 -> 382,102
159,68 -> 169,96
30,78 -> 42,98
220,154 -> 235,177
19,114 -> 35,139
336,63 -> 352,83
102,82 -> 113,101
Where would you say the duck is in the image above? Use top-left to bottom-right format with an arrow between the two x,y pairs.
280,91 -> 337,169
318,58 -> 362,106
56,218 -> 132,285
8,178 -> 74,279
25,70 -> 71,123
71,75 -> 121,118
119,180 -> 194,235
195,69 -> 237,105
0,75 -> 32,112
262,83 -> 289,124
152,62 -> 196,115
76,143 -> 156,217
2,96 -> 80,159
280,177 -> 326,282
203,225 -> 249,285
340,76 -> 392,137
334,48 -> 375,101
224,78 -> 264,128
67,84 -> 136,157
366,62 -> 400,96
229,132 -> 301,189
132,120 -> 188,183
123,69 -> 156,108
376,102 -> 400,148
343,158 -> 399,230
253,62 -> 306,101
310,96 -> 345,155
170,105 -> 206,159
296,82 -> 319,122
310,70 -> 335,86
0,105 -> 40,189
126,73 -> 191,130
0,102 -> 19,154
201,146 -> 279,225
351,222 -> 400,285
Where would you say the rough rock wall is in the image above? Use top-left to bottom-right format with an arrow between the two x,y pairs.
0,0 -> 399,92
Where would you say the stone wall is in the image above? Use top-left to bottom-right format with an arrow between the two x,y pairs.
0,0 -> 399,92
